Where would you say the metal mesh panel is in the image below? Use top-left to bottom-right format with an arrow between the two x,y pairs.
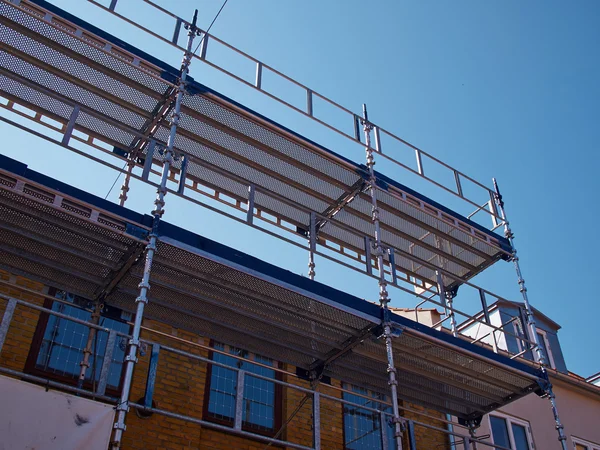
0,202 -> 122,264
378,189 -> 500,256
0,52 -> 147,129
0,2 -> 170,93
319,220 -> 370,254
0,250 -> 99,298
109,289 -> 317,371
0,23 -> 158,112
156,127 -> 334,215
145,265 -> 353,350
0,189 -> 134,250
0,227 -> 111,281
395,333 -> 534,389
393,350 -> 514,400
178,112 -> 348,199
0,71 -> 73,118
185,94 -> 361,186
155,242 -> 374,332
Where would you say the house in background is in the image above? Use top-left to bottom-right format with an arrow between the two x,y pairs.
457,302 -> 600,450
458,299 -> 568,373
404,304 -> 600,449
587,373 -> 600,388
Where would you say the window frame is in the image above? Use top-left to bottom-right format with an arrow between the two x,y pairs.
341,383 -> 394,450
572,436 -> 600,450
24,289 -> 130,397
488,411 -> 534,450
202,340 -> 283,438
513,322 -> 555,369
535,328 -> 555,369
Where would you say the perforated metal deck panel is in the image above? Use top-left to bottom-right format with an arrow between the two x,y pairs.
0,0 -> 512,293
0,156 -> 543,420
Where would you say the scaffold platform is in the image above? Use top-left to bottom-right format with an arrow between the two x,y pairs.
0,0 -> 512,295
0,154 -> 543,421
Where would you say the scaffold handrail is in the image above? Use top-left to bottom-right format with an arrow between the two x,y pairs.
80,0 -> 505,226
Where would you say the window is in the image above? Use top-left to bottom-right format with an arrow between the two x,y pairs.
25,290 -> 130,393
342,384 -> 394,450
489,413 -> 533,450
204,342 -> 281,435
513,321 -> 555,369
536,329 -> 555,368
573,437 -> 600,450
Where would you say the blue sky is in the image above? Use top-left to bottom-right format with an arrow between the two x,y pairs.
2,0 -> 599,378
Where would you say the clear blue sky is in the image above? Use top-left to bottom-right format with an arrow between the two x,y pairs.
2,0 -> 599,378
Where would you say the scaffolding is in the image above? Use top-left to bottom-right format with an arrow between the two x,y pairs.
0,0 -> 569,448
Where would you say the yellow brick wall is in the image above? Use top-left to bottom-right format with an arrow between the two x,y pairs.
0,269 -> 45,373
0,271 -> 450,450
402,402 -> 450,450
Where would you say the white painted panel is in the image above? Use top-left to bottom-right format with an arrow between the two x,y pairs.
0,375 -> 114,450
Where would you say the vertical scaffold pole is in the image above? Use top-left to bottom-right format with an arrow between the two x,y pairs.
119,155 -> 135,207
77,299 -> 102,389
308,211 -> 316,280
493,178 -> 568,450
436,271 -> 457,337
111,13 -> 200,449
362,104 -> 403,450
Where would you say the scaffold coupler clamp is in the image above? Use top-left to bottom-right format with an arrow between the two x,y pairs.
115,400 -> 130,415
391,416 -> 406,433
534,372 -> 552,398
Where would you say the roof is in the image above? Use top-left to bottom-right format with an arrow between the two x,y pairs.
0,153 -> 544,420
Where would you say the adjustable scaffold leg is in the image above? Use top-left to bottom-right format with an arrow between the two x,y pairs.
110,13 -> 201,449
493,179 -> 568,450
362,104 -> 404,450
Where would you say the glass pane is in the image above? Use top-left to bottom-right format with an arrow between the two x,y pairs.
343,385 -> 393,450
244,373 -> 275,431
537,333 -> 550,364
35,300 -> 129,389
511,423 -> 530,450
207,343 -> 276,431
207,350 -> 237,420
575,444 -> 588,450
490,416 -> 511,449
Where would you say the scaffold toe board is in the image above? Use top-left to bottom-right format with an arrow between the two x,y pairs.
0,0 -> 512,293
0,154 -> 543,420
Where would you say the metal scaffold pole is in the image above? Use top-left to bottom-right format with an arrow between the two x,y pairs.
493,178 -> 568,450
362,104 -> 404,450
77,299 -> 102,389
111,13 -> 200,449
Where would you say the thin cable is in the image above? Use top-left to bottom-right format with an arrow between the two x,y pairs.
104,161 -> 128,200
262,394 -> 311,449
262,374 -> 324,449
193,0 -> 229,55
